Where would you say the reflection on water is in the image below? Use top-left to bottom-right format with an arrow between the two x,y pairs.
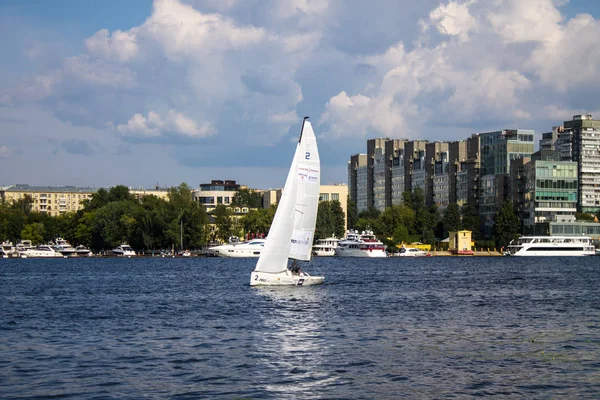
253,287 -> 336,397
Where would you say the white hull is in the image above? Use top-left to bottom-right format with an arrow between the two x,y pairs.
507,236 -> 595,256
113,251 -> 136,257
210,248 -> 262,258
19,251 -> 63,258
334,248 -> 387,257
209,239 -> 265,258
250,270 -> 324,286
509,250 -> 595,256
312,250 -> 335,256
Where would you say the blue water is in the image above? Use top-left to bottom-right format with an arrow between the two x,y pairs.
1,256 -> 599,399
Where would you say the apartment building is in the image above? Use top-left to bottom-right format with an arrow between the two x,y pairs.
564,114 -> 600,213
193,180 -> 243,212
0,184 -> 96,216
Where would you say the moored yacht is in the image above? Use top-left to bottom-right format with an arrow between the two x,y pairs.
394,246 -> 429,257
506,236 -> 595,256
1,241 -> 16,258
19,245 -> 63,258
311,236 -> 339,256
112,244 -> 136,257
53,237 -> 77,257
335,230 -> 387,258
209,238 -> 266,257
75,245 -> 92,257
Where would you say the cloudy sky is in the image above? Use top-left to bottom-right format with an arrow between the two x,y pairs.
1,0 -> 600,190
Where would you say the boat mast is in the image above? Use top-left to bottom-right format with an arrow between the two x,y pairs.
299,116 -> 309,142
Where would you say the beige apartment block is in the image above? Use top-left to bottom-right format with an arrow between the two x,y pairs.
0,184 -> 97,216
319,184 -> 349,231
130,188 -> 171,201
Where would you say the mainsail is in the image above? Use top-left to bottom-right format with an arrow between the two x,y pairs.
254,118 -> 320,273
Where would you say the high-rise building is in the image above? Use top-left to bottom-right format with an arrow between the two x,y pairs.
563,114 -> 600,213
348,154 -> 367,211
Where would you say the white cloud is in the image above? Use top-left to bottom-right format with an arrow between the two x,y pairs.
428,0 -> 478,40
85,29 -> 139,62
116,110 -> 215,138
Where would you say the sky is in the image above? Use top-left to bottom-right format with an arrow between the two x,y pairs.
2,0 -> 600,190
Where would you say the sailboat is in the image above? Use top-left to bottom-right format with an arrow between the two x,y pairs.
250,117 -> 324,286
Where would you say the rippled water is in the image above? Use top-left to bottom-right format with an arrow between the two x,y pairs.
1,256 -> 599,399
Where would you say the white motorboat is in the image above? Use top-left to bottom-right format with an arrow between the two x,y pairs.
75,245 -> 92,256
53,237 -> 77,256
311,236 -> 339,256
394,246 -> 429,257
250,117 -> 324,286
335,230 -> 387,258
312,244 -> 336,256
1,241 -> 16,258
16,240 -> 33,253
209,238 -> 266,258
112,244 -> 136,257
19,245 -> 63,258
506,236 -> 595,256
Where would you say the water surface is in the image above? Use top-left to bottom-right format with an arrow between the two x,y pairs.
1,256 -> 599,398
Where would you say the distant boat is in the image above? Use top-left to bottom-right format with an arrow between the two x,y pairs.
75,245 -> 92,257
312,236 -> 339,257
208,238 -> 266,258
112,244 -> 136,257
335,230 -> 387,258
250,117 -> 324,286
53,237 -> 77,257
394,246 -> 429,257
506,236 -> 595,256
19,245 -> 63,258
1,241 -> 16,258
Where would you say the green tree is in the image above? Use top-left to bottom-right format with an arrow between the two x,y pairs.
346,197 -> 358,229
213,205 -> 235,242
241,206 -> 275,238
231,188 -> 263,208
392,224 -> 410,245
575,212 -> 595,222
21,222 -> 45,244
493,201 -> 520,249
315,201 -> 334,240
461,203 -> 481,240
379,204 -> 415,239
442,203 -> 461,237
10,195 -> 34,215
330,200 -> 346,237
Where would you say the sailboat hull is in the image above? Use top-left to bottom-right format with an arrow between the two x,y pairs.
250,271 -> 324,286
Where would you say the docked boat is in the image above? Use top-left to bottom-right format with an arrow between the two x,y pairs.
19,245 -> 63,258
394,246 -> 429,257
112,244 -> 136,257
1,241 -> 16,258
506,236 -> 596,256
311,236 -> 339,256
16,240 -> 33,253
335,230 -> 387,258
53,237 -> 77,256
75,245 -> 92,257
208,238 -> 266,258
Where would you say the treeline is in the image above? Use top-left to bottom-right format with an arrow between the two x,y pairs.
0,184 -> 209,251
0,185 -> 347,251
346,187 -> 522,249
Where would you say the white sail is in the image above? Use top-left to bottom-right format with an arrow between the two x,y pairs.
254,119 -> 320,274
289,122 -> 320,261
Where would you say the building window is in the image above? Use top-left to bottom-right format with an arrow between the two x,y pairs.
320,193 -> 329,201
331,193 -> 340,201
